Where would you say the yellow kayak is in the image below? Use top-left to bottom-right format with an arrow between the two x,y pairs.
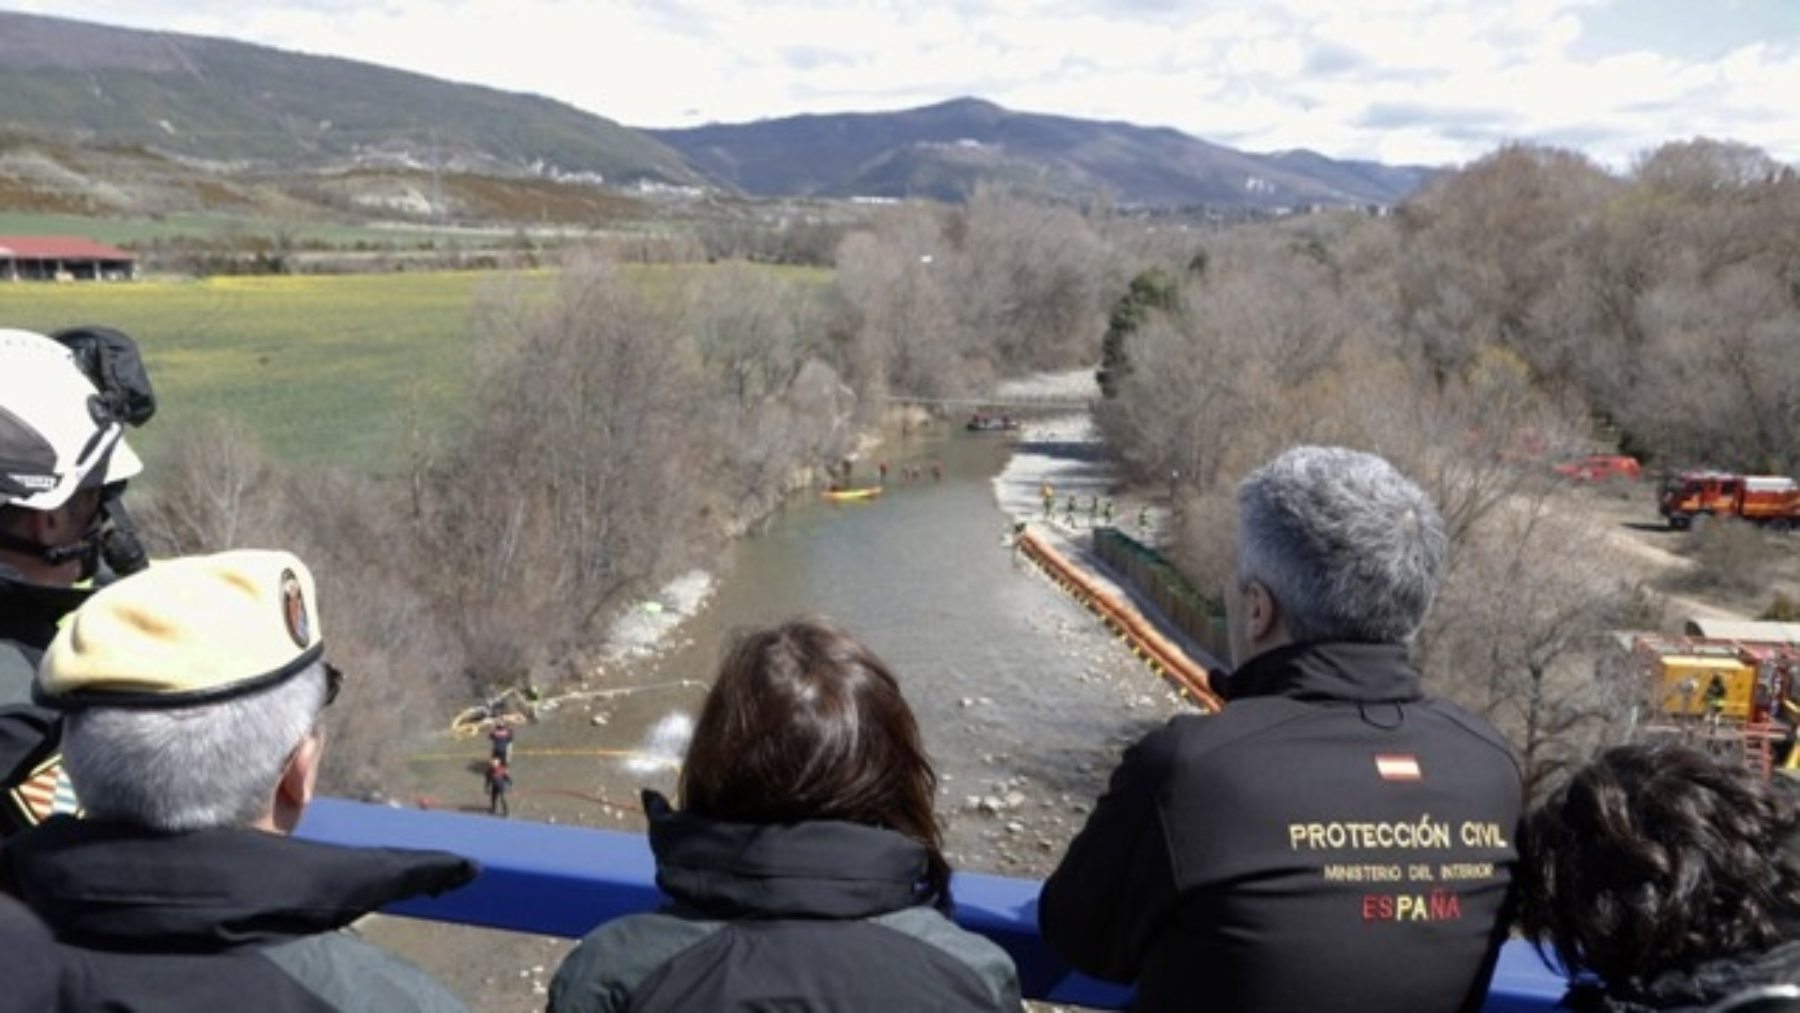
822,486 -> 884,502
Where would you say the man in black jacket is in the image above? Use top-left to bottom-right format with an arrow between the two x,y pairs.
2,550 -> 477,1012
0,895 -> 60,1011
1040,445 -> 1522,1013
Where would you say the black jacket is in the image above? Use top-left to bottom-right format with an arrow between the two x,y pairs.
0,894 -> 59,1013
1041,641 -> 1524,1013
0,562 -> 90,837
549,791 -> 1021,1013
0,562 -> 85,699
3,816 -> 478,1012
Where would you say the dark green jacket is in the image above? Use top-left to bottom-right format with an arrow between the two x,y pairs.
550,792 -> 1021,1013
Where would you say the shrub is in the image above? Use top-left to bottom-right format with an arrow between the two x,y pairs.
1672,518 -> 1772,596
1761,593 -> 1800,622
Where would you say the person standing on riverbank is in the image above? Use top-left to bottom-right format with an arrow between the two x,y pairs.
486,758 -> 512,817
488,721 -> 514,763
1041,446 -> 1522,1013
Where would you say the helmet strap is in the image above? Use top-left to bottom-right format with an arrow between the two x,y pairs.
0,514 -> 104,577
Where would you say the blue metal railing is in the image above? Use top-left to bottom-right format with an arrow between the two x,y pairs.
298,798 -> 1568,1010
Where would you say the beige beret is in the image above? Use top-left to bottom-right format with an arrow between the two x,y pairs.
38,550 -> 325,708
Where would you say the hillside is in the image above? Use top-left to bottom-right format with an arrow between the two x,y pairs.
649,98 -> 1433,208
0,11 -> 699,186
0,13 -> 1433,216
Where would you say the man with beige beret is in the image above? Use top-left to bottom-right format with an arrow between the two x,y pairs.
0,550 -> 477,1012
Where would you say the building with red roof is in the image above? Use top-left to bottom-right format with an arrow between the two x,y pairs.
0,237 -> 135,281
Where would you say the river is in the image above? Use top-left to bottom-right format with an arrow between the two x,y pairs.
405,418 -> 1186,876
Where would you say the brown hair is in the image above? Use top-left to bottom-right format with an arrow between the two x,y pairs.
680,617 -> 951,908
1518,742 -> 1800,987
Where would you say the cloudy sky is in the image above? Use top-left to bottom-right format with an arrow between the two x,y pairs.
6,0 -> 1798,167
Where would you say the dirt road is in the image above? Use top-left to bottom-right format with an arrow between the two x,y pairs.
1564,481 -> 1799,624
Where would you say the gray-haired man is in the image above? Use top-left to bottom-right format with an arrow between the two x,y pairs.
1041,446 -> 1522,1013
2,550 -> 476,1012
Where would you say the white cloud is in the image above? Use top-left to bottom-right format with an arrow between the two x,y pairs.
2,0 -> 1796,166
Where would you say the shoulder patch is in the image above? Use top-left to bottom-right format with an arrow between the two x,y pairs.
1375,753 -> 1422,782
8,754 -> 76,826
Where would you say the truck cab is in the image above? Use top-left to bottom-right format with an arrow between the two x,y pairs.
1659,471 -> 1740,530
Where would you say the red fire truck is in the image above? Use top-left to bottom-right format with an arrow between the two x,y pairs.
1658,471 -> 1800,531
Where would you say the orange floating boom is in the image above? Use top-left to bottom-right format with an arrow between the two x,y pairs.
1017,529 -> 1224,713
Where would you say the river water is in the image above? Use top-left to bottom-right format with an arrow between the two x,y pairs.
408,421 -> 1185,875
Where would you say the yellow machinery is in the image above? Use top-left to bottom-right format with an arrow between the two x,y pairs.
1630,632 -> 1800,777
1644,648 -> 1758,720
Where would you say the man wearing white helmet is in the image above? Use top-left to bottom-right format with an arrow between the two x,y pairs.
0,325 -> 156,836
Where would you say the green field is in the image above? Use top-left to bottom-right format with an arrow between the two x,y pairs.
0,271 -> 554,472
0,265 -> 830,475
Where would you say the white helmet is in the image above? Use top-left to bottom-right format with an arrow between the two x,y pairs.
0,328 -> 142,512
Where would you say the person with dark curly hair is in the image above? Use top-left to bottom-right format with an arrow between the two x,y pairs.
548,617 -> 1021,1012
1518,742 -> 1800,1011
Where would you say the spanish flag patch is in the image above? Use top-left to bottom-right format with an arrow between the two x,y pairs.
1375,754 -> 1422,782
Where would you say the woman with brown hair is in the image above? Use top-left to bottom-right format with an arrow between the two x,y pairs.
549,617 -> 1021,1013
1518,742 -> 1800,1011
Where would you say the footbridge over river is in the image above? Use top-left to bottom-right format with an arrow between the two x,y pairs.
885,392 -> 1094,414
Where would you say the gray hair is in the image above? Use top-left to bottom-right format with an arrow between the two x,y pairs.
1236,446 -> 1447,645
63,663 -> 329,832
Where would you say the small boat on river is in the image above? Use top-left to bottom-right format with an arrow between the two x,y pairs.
966,413 -> 1020,432
822,486 -> 884,502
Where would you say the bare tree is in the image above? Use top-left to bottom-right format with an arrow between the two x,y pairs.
1423,496 -> 1652,798
687,261 -> 810,406
422,257 -> 706,683
134,422 -> 467,798
1617,265 -> 1800,473
1395,144 -> 1619,392
948,187 -> 1114,371
833,209 -> 968,401
135,417 -> 280,552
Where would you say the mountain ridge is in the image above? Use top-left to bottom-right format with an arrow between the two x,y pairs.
647,96 -> 1434,208
0,10 -> 700,186
0,12 -> 1433,211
